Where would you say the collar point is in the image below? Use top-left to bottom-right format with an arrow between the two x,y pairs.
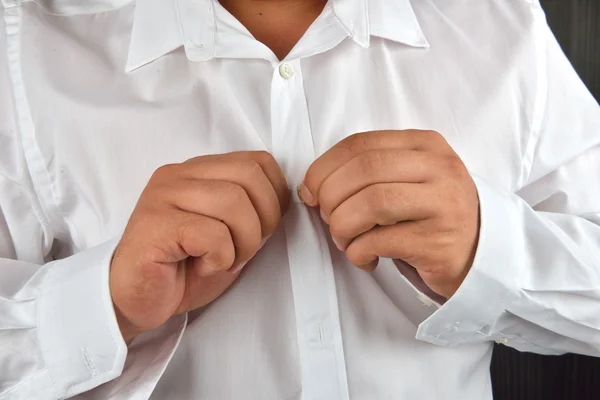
416,37 -> 431,49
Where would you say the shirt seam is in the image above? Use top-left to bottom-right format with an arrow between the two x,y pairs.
517,2 -> 548,190
2,3 -> 56,245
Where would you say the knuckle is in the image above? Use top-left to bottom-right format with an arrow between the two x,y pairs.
221,181 -> 249,204
302,172 -> 318,195
424,130 -> 441,139
345,242 -> 367,265
317,191 -> 335,215
443,155 -> 466,176
178,217 -> 199,246
422,130 -> 446,144
237,234 -> 262,262
238,159 -> 264,177
341,132 -> 369,153
365,229 -> 383,251
329,217 -> 349,240
357,151 -> 384,174
209,224 -> 236,268
249,230 -> 262,252
262,212 -> 281,237
367,184 -> 390,211
251,150 -> 275,164
152,163 -> 179,180
211,220 -> 233,245
137,184 -> 167,209
183,155 -> 203,164
237,218 -> 263,258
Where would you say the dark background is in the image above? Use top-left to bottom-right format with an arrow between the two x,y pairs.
490,0 -> 600,399
542,0 -> 599,98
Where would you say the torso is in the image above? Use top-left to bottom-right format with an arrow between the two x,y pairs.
4,1 -> 541,398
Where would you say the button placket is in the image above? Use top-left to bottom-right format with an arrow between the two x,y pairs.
269,59 -> 349,400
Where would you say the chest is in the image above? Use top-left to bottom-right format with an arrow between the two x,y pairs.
22,38 -> 531,248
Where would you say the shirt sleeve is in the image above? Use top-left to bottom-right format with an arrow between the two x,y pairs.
416,6 -> 600,356
0,13 -> 184,399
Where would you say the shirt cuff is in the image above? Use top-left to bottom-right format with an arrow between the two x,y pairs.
85,313 -> 187,399
38,239 -> 128,398
416,175 -> 522,346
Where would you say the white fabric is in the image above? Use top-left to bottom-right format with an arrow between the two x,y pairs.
0,0 -> 599,399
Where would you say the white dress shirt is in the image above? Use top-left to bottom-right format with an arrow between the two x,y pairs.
1,0 -> 599,399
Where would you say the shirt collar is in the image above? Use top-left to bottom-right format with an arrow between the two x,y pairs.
125,0 -> 429,72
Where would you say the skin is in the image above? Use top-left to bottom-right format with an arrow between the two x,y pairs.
300,130 -> 480,299
111,0 -> 322,342
111,152 -> 290,341
110,4 -> 480,341
219,0 -> 327,60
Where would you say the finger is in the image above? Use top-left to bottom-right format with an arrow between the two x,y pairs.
186,151 -> 290,216
329,183 -> 435,250
174,158 -> 282,237
174,212 -> 237,275
318,149 -> 440,216
302,130 -> 448,206
244,151 -> 291,214
162,179 -> 262,266
124,210 -> 235,301
176,264 -> 240,314
345,223 -> 423,270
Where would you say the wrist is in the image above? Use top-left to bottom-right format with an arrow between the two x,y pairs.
113,303 -> 143,342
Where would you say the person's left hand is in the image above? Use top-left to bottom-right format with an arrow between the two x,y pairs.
299,130 -> 480,298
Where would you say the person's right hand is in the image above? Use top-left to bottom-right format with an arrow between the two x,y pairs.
110,151 -> 289,341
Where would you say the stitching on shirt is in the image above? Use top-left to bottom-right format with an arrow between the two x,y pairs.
81,347 -> 98,377
2,3 -> 60,247
208,0 -> 217,59
66,245 -> 121,394
173,0 -> 186,48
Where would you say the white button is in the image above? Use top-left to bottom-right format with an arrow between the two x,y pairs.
279,63 -> 294,79
495,338 -> 509,345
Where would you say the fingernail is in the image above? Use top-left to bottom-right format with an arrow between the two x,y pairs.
320,209 -> 329,224
332,237 -> 344,251
299,183 -> 315,206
